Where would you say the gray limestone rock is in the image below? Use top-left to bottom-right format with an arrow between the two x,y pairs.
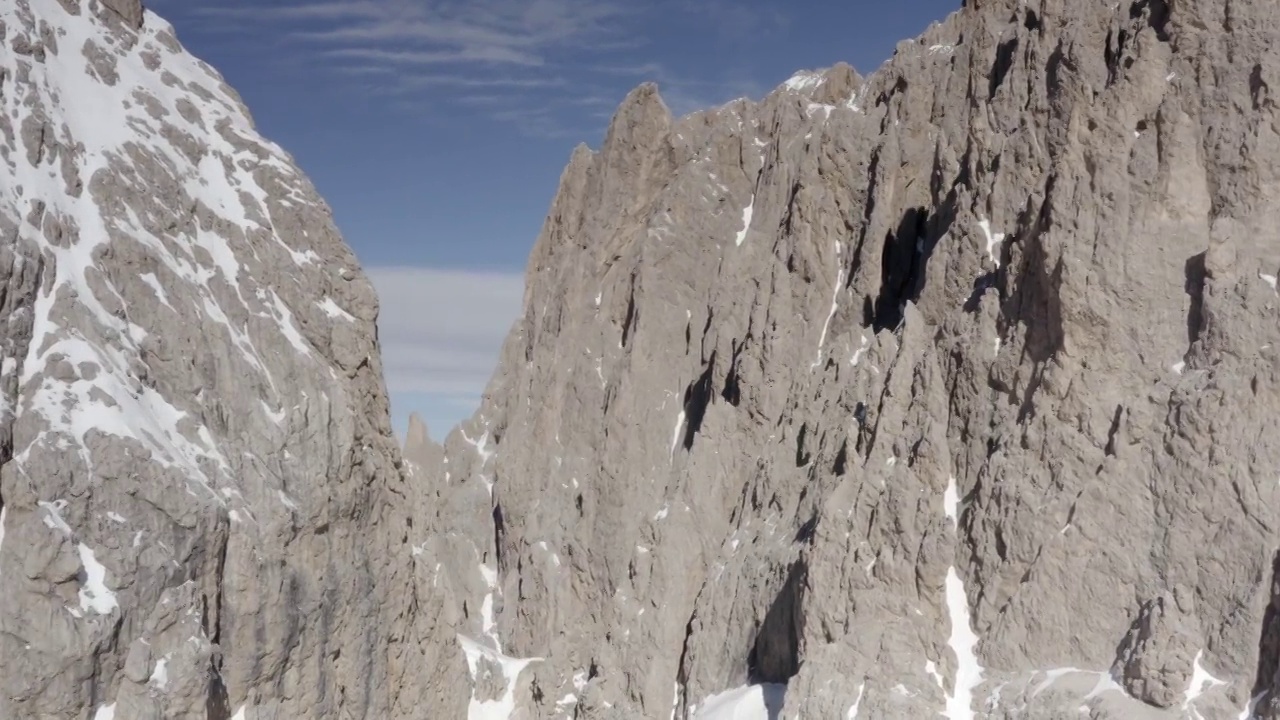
403,0 -> 1280,718
0,1 -> 437,718
6,0 -> 1280,717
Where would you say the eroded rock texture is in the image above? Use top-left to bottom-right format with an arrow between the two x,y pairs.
0,1 -> 442,718
406,1 -> 1280,718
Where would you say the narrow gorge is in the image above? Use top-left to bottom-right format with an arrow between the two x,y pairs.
2,0 -> 1280,719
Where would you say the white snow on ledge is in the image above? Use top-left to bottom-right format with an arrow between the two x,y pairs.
458,635 -> 542,720
1183,650 -> 1226,719
783,70 -> 824,92
944,568 -> 983,719
810,268 -> 846,370
692,683 -> 787,720
735,199 -> 755,246
846,681 -> 866,718
1260,271 -> 1278,294
944,476 -> 959,527
978,220 -> 1005,268
670,410 -> 686,460
943,471 -> 982,720
77,544 -> 119,615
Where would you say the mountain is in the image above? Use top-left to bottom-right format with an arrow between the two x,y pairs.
0,1 -> 450,717
405,0 -> 1280,718
5,0 -> 1280,718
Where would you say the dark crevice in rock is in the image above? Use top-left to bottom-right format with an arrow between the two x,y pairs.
722,336 -> 748,407
794,516 -> 817,543
1006,193 -> 1064,364
1105,27 -> 1134,86
1252,551 -> 1280,712
621,273 -> 638,348
990,37 -> 1020,100
781,181 -> 801,237
964,273 -> 998,313
1184,252 -> 1206,346
1129,0 -> 1171,42
1024,9 -> 1041,31
871,207 -> 929,331
1104,405 -> 1123,456
794,422 -> 811,467
681,351 -> 717,451
872,191 -> 957,330
674,606 -> 698,720
205,528 -> 232,720
832,438 -> 849,476
492,503 -> 506,578
748,560 -> 805,685
874,76 -> 909,109
1252,64 -> 1272,111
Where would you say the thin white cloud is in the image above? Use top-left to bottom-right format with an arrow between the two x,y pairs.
368,266 -> 524,402
321,46 -> 545,67
170,0 -> 763,137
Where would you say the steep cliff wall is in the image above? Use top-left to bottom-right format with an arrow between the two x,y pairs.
0,1 -> 443,717
408,0 -> 1280,718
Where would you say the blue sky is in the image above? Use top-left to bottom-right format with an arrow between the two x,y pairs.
155,0 -> 960,441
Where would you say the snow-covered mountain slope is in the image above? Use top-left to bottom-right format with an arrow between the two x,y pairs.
0,1 -> 441,717
403,0 -> 1280,718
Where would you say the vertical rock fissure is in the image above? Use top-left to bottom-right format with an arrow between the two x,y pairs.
748,560 -> 806,684
1252,551 -> 1280,714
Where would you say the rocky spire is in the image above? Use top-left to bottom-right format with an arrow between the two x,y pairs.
406,0 -> 1280,717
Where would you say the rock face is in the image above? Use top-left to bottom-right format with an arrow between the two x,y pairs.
407,1 -> 1280,718
0,1 -> 439,718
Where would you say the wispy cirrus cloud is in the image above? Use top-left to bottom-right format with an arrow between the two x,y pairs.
166,0 -> 770,138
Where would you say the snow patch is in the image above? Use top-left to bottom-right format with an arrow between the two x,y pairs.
850,333 -> 870,367
457,635 -> 542,720
1029,667 -> 1126,702
978,220 -> 1005,268
783,71 -> 824,92
1260,272 -> 1278,294
846,682 -> 866,719
811,269 -> 845,369
39,499 -> 73,534
692,683 -> 786,720
670,410 -> 686,459
93,704 -> 116,720
139,273 -> 173,309
277,490 -> 298,510
317,297 -> 355,322
944,476 -> 959,527
944,567 -> 983,719
1183,650 -> 1226,719
460,428 -> 496,465
149,654 -> 170,690
735,198 -> 755,246
1238,692 -> 1266,720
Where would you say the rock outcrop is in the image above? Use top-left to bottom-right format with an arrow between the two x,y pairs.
0,1 -> 439,718
407,1 -> 1280,718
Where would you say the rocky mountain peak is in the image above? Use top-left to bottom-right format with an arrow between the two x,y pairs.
405,0 -> 1280,717
0,1 -> 435,717
5,0 -> 1280,718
